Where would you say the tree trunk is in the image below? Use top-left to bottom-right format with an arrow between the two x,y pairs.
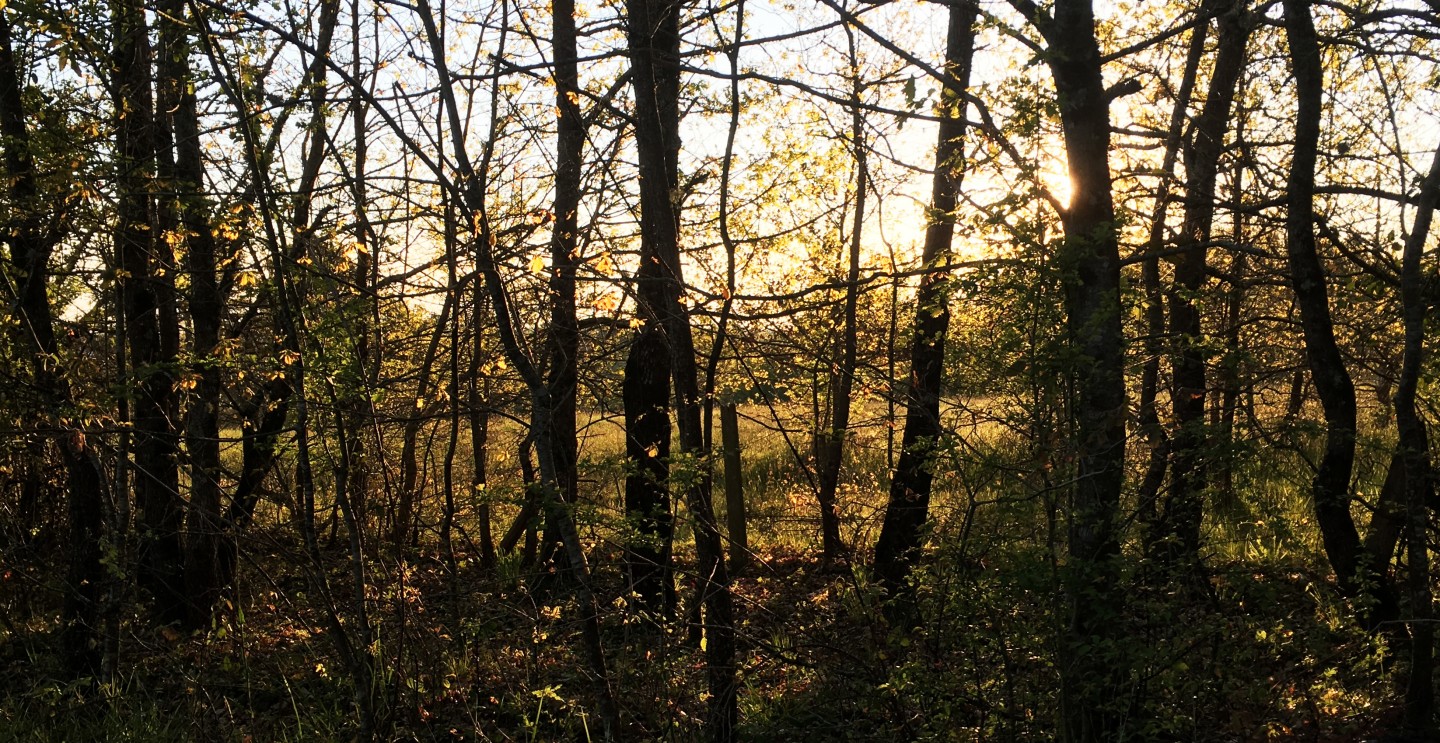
1134,0 -> 1212,531
625,0 -> 738,734
549,0 -> 584,512
392,291 -> 454,547
1394,138 -> 1440,735
1282,0 -> 1365,598
721,403 -> 747,574
342,0 -> 377,565
1151,0 -> 1250,572
1011,1 -> 1129,738
113,0 -> 180,622
872,0 -> 977,604
469,314 -> 497,569
114,0 -> 185,624
1213,125 -> 1251,507
155,0 -> 229,627
624,327 -> 675,612
813,26 -> 869,563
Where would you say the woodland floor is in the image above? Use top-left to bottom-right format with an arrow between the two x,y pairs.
0,531 -> 1418,741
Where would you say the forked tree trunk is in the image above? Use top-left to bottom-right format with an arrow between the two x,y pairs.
626,0 -> 738,735
115,0 -> 186,623
154,0 -> 229,627
1150,0 -> 1250,572
1133,0 -> 1210,530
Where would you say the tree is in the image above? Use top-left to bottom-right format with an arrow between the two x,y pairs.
1282,0 -> 1366,604
872,0 -> 978,606
1147,0 -> 1252,575
114,0 -> 185,623
1008,0 -> 1128,738
1394,135 -> 1440,738
625,0 -> 738,734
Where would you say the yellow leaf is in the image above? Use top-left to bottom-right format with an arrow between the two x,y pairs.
529,255 -> 546,274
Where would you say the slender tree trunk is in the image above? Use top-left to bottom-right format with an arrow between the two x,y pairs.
343,0 -> 377,558
441,186 -> 461,573
626,0 -> 738,734
1282,0 -> 1366,598
549,0 -> 583,513
872,0 -> 977,603
1214,123 -> 1250,507
1136,254 -> 1169,528
469,309 -> 497,569
1394,138 -> 1440,735
1151,0 -> 1250,572
813,24 -> 868,563
702,0 -> 746,579
1134,0 -> 1211,530
721,403 -> 747,574
392,293 -> 454,547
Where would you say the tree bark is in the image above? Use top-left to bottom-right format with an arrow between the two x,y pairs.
469,309 -> 497,569
872,0 -> 977,605
1394,138 -> 1440,735
549,0 -> 584,512
114,0 -> 185,623
1134,0 -> 1212,531
721,403 -> 747,574
155,0 -> 229,627
624,327 -> 675,612
625,0 -> 738,734
1010,1 -> 1129,738
1282,0 -> 1365,598
1151,0 -> 1250,572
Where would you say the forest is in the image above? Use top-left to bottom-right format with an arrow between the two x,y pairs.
3,0 -> 1440,739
